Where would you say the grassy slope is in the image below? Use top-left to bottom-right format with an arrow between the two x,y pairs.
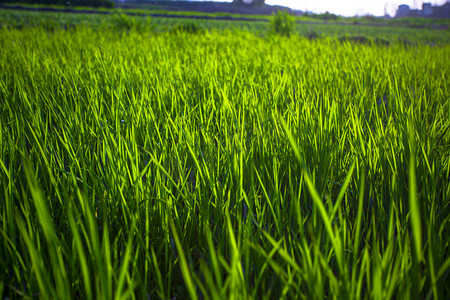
0,26 -> 449,298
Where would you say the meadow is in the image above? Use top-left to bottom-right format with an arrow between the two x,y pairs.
0,11 -> 449,299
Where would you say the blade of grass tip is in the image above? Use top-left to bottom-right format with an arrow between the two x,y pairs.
253,166 -> 279,231
225,212 -> 246,287
169,219 -> 198,300
279,112 -> 344,273
14,214 -> 54,299
259,229 -> 301,274
101,222 -> 113,300
68,208 -> 92,300
435,256 -> 450,283
0,118 -> 5,175
0,277 -> 3,299
0,157 -> 9,181
115,220 -> 136,300
198,260 -> 220,300
353,166 -> 365,262
303,171 -> 342,270
427,245 -> 438,300
278,113 -> 303,164
351,165 -> 365,297
354,249 -> 369,297
23,159 -> 71,299
74,185 -> 108,299
0,228 -> 27,277
144,149 -> 182,195
150,247 -> 166,299
408,120 -> 422,262
206,226 -> 223,288
180,126 -> 205,184
330,160 -> 356,220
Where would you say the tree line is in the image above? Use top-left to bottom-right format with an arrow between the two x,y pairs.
0,0 -> 114,8
0,1 -> 268,9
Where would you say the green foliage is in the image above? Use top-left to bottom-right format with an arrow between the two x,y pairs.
1,10 -> 450,44
270,10 -> 296,36
312,11 -> 340,21
0,22 -> 449,300
170,22 -> 204,34
110,13 -> 152,32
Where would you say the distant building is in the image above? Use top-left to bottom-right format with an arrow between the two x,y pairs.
422,3 -> 433,16
409,9 -> 420,17
396,4 -> 410,17
432,2 -> 450,18
233,0 -> 265,5
396,1 -> 450,18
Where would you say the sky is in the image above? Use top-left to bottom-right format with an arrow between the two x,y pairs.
200,0 -> 449,17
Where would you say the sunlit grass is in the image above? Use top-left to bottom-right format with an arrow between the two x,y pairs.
0,27 -> 449,299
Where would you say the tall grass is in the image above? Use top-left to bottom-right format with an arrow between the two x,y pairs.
0,27 -> 449,299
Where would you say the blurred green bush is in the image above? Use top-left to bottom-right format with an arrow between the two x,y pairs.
270,11 -> 296,36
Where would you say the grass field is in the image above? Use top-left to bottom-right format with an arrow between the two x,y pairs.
0,11 -> 449,299
1,8 -> 450,43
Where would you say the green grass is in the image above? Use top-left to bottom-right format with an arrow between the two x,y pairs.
1,9 -> 450,44
0,24 -> 449,299
3,2 -> 450,28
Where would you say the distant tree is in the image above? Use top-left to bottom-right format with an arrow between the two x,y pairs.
0,0 -> 114,8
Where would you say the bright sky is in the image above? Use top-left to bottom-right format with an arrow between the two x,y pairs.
201,0 -> 449,17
